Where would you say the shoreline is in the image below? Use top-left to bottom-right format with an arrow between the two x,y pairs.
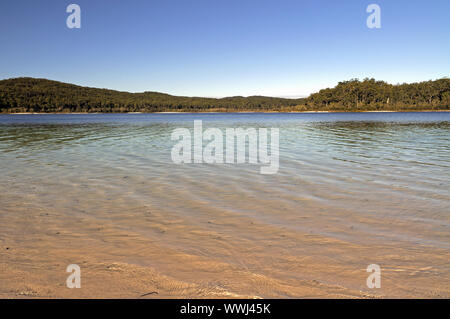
2,110 -> 449,115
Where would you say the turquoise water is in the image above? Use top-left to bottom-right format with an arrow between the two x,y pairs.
0,112 -> 449,297
1,112 -> 449,248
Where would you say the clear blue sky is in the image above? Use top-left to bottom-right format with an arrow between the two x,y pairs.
0,0 -> 449,97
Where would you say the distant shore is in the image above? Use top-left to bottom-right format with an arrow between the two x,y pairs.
2,77 -> 448,114
2,110 -> 450,115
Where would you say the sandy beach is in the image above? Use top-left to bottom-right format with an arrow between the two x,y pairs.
1,193 -> 448,298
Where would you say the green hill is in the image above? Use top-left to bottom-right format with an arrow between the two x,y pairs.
307,78 -> 449,111
0,77 -> 448,113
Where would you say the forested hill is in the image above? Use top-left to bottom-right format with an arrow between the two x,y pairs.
0,77 -> 448,113
307,78 -> 449,111
0,78 -> 302,113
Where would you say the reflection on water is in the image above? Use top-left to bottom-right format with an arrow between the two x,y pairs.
0,112 -> 449,297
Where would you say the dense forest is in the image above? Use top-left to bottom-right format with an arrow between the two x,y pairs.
307,78 -> 449,111
0,77 -> 448,113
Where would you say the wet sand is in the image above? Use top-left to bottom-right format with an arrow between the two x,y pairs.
1,196 -> 448,298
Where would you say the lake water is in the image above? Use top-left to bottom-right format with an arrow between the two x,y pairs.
0,112 -> 449,298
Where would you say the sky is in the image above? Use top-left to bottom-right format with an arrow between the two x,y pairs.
0,0 -> 449,97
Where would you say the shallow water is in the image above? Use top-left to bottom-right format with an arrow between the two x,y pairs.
0,112 -> 449,298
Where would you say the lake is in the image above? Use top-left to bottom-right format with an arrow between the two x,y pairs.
0,112 -> 449,298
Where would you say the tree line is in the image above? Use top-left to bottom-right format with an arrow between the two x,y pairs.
0,77 -> 448,113
306,78 -> 449,111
